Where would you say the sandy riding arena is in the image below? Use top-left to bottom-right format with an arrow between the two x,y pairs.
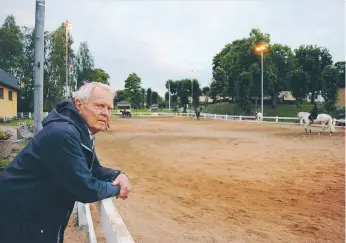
94,117 -> 345,243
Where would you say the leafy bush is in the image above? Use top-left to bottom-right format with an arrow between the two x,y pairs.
0,130 -> 12,140
0,158 -> 11,172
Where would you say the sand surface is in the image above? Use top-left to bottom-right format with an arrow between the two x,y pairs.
70,117 -> 345,243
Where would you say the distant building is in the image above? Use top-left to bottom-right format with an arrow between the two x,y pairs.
278,91 -> 295,101
337,88 -> 345,107
0,68 -> 20,118
306,92 -> 325,103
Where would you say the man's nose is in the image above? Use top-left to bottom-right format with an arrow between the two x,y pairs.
100,109 -> 111,116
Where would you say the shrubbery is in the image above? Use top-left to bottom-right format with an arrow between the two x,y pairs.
0,158 -> 11,173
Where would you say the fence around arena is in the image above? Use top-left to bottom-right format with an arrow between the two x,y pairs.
117,111 -> 344,128
9,111 -> 344,128
2,110 -> 342,242
73,199 -> 134,243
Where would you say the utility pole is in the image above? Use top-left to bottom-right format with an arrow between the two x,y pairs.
65,20 -> 72,99
168,81 -> 171,110
261,51 -> 264,116
33,0 -> 45,135
191,70 -> 194,111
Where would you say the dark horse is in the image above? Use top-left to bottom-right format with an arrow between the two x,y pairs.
195,108 -> 202,120
120,110 -> 132,118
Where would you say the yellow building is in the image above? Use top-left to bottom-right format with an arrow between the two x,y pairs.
0,68 -> 19,119
337,88 -> 345,107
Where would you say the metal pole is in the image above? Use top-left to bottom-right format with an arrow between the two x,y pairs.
33,0 -> 45,135
168,81 -> 171,110
191,71 -> 194,111
65,22 -> 69,99
261,51 -> 264,116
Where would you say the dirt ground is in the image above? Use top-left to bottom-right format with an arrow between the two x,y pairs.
92,117 -> 344,242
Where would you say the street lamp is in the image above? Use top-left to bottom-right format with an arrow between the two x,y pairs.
65,20 -> 72,99
255,42 -> 268,116
168,80 -> 171,110
191,72 -> 193,110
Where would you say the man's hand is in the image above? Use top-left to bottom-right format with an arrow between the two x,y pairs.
112,173 -> 130,200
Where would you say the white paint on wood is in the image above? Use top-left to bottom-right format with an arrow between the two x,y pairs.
76,202 -> 97,243
97,198 -> 134,243
78,202 -> 87,227
84,203 -> 97,243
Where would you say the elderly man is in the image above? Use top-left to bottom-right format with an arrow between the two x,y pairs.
0,82 -> 130,243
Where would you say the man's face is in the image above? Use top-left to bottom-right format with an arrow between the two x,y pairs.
75,86 -> 113,134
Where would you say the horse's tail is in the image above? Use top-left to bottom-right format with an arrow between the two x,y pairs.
328,116 -> 336,133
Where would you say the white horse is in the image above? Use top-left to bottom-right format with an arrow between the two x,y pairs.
255,111 -> 262,124
297,111 -> 310,126
302,113 -> 336,135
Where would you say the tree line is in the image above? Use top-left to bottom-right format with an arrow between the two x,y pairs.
115,74 -> 204,113
0,15 -> 115,112
2,15 -> 343,114
0,15 -> 180,112
209,28 -> 345,114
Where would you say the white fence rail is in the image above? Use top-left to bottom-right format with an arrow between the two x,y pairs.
128,112 -> 344,128
73,199 -> 134,243
11,111 -> 344,128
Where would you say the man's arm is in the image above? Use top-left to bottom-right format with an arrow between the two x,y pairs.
92,154 -> 125,182
41,124 -> 120,203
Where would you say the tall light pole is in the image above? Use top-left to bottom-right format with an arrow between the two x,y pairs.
190,70 -> 194,111
255,42 -> 267,116
168,81 -> 171,110
33,0 -> 45,135
65,20 -> 72,99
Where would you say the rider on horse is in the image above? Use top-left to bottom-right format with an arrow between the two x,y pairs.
308,103 -> 318,123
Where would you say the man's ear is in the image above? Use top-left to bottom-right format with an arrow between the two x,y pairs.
75,99 -> 83,113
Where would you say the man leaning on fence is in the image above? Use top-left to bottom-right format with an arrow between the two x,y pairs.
0,82 -> 130,243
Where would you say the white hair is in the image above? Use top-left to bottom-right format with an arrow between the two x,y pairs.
73,81 -> 116,101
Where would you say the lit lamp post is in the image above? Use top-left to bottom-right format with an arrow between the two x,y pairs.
65,20 -> 72,99
255,42 -> 268,116
168,81 -> 171,110
190,70 -> 194,111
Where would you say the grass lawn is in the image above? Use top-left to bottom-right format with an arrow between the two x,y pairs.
0,119 -> 33,126
112,108 -> 181,114
204,102 -> 315,117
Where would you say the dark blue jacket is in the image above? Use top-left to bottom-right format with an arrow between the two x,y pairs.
0,99 -> 122,243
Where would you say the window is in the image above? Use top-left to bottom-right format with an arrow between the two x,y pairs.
8,90 -> 12,101
0,88 -> 3,99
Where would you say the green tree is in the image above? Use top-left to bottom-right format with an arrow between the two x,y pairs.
152,91 -> 159,104
334,61 -> 345,88
191,79 -> 201,110
321,65 -> 339,113
266,44 -> 295,107
176,79 -> 191,112
44,23 -> 76,110
75,41 -> 94,88
202,86 -> 210,95
19,27 -> 35,112
294,45 -> 333,103
287,69 -> 309,107
91,68 -> 110,85
235,71 -> 253,113
124,73 -> 141,108
141,88 -> 146,108
0,15 -> 24,78
146,88 -> 152,108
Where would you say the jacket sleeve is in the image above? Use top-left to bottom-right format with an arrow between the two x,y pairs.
92,154 -> 122,182
42,125 -> 120,203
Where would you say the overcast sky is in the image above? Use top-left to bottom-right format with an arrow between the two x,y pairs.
2,0 -> 345,96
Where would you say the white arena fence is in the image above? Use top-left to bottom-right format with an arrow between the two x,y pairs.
7,111 -> 344,128
121,112 -> 345,128
73,199 -> 134,243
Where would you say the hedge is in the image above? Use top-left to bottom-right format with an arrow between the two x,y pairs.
0,158 -> 11,173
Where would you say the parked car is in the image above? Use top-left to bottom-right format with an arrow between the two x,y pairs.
335,114 -> 345,126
